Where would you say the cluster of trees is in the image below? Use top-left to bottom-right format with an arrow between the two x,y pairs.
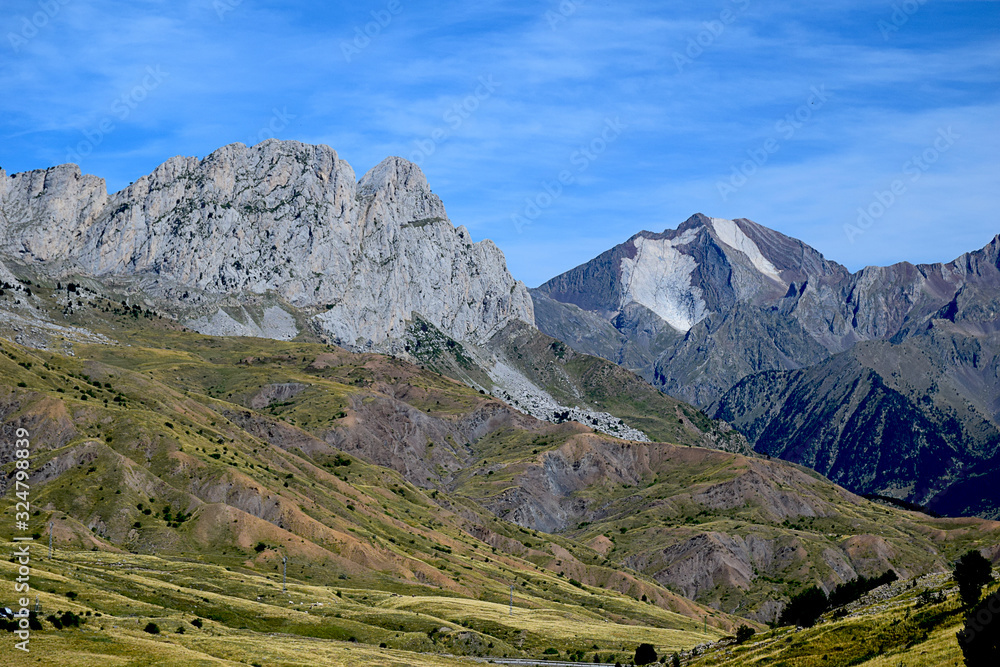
773,550 -> 995,665
860,493 -> 942,518
0,279 -> 31,299
46,611 -> 83,630
735,624 -> 756,643
561,643 -> 678,666
634,643 -> 657,664
780,569 -> 899,627
552,410 -> 572,423
779,586 -> 829,628
1,610 -> 86,632
828,570 -> 899,608
111,301 -> 159,319
0,611 -> 41,632
632,644 -> 684,666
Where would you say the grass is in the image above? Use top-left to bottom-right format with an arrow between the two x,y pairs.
1,303 -> 999,666
383,595 -> 719,651
0,549 -> 718,666
689,574 -> 995,667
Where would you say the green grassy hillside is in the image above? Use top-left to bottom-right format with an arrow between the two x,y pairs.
0,296 -> 997,665
689,573 -> 999,667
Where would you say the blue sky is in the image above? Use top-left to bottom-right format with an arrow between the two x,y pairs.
1,0 -> 998,287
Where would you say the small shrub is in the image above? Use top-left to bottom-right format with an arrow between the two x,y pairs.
143,622 -> 160,634
635,642 -> 658,665
735,624 -> 756,643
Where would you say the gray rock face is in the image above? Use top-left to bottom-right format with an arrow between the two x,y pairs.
0,141 -> 533,348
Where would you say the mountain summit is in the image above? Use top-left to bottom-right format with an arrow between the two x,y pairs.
533,214 -> 1000,516
539,214 -> 841,333
0,140 -> 533,347
534,213 -> 999,406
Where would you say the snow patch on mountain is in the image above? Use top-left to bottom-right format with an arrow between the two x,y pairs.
710,217 -> 783,283
619,231 -> 707,332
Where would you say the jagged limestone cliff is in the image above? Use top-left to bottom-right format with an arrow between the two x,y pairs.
0,140 -> 534,348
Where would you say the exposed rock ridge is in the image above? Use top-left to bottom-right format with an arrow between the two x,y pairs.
0,141 -> 534,348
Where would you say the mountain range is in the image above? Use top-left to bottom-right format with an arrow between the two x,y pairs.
3,143 -> 998,519
534,214 -> 1000,518
0,141 -> 753,451
1,141 -> 999,661
0,141 -> 531,347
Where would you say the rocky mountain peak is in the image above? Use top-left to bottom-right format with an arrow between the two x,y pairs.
0,163 -> 109,261
0,141 -> 534,348
359,155 -> 430,197
357,156 -> 448,230
534,214 -> 1000,403
672,212 -> 714,235
538,214 -> 814,335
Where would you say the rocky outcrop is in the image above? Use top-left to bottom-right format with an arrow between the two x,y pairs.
248,382 -> 310,409
0,141 -> 533,348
